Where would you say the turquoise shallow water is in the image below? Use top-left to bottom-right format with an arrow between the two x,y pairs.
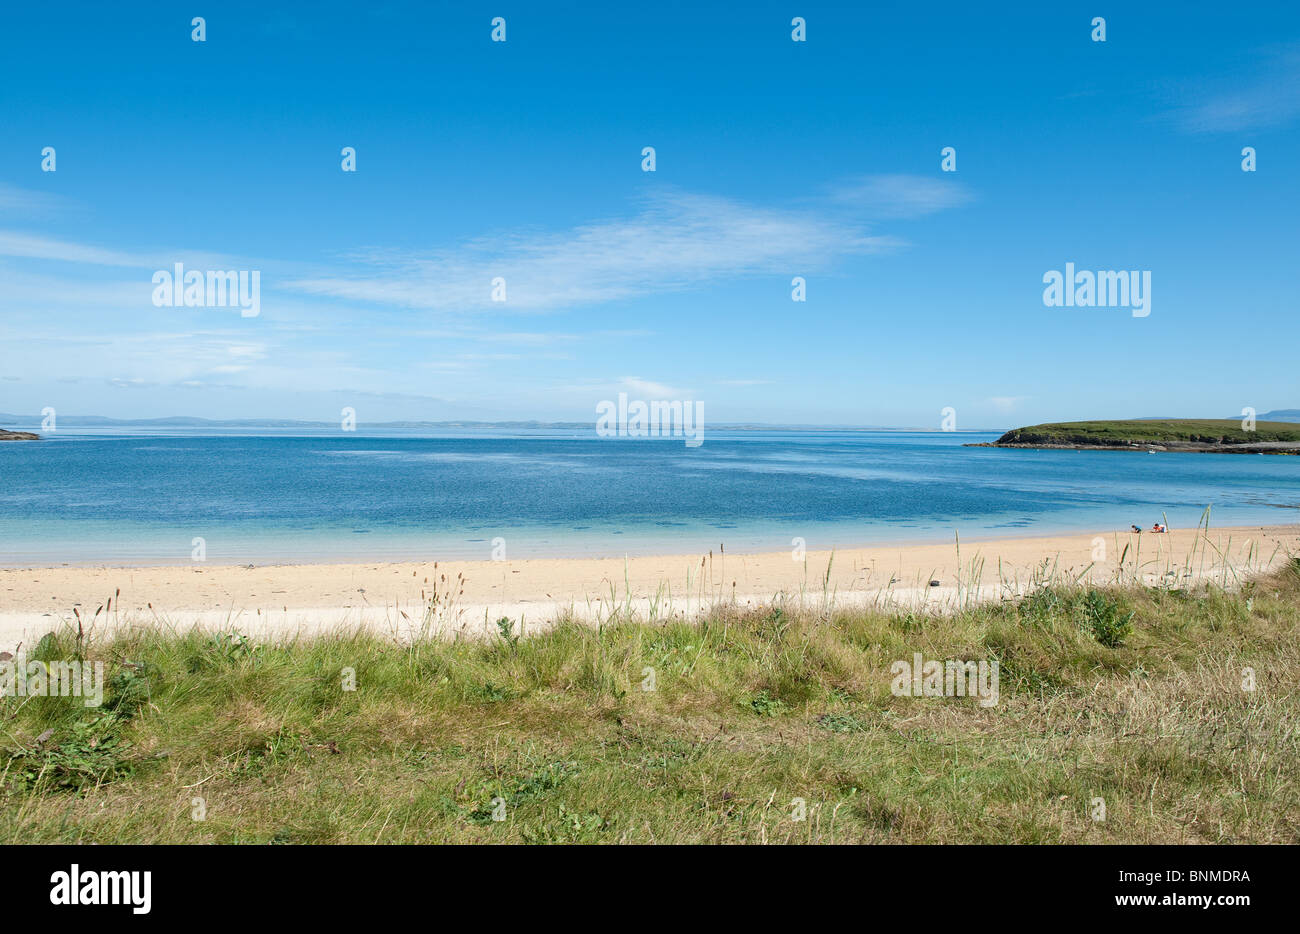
0,428 -> 1296,565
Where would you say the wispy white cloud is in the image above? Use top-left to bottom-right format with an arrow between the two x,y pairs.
1167,44 -> 1300,133
0,230 -> 155,267
987,396 -> 1027,413
0,178 -> 967,326
0,326 -> 273,390
489,331 -> 580,345
830,174 -> 972,218
286,190 -> 901,313
0,178 -> 972,414
620,377 -> 689,398
0,230 -> 281,276
0,184 -> 75,219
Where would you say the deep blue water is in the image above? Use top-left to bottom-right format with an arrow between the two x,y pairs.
0,429 -> 1296,565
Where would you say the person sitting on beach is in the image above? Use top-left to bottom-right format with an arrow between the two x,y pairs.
1131,524 -> 1142,533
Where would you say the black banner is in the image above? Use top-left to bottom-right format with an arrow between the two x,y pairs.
2,845 -> 1277,920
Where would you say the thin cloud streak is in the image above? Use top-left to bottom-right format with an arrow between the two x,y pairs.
286,190 -> 902,312
830,174 -> 973,218
1167,44 -> 1300,133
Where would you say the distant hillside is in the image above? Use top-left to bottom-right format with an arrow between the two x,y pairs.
0,413 -> 999,432
974,419 -> 1300,453
0,414 -> 591,430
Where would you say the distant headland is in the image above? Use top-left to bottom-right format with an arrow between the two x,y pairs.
969,419 -> 1300,454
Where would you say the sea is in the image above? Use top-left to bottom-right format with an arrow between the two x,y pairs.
0,428 -> 1296,566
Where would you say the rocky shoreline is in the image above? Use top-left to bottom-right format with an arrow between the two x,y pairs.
0,428 -> 40,441
967,440 -> 1300,454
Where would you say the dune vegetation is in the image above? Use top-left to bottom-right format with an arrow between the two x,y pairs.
2,558 -> 1298,844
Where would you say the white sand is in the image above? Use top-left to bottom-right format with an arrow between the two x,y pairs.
1,525 -> 1295,649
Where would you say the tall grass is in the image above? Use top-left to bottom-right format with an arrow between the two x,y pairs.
2,557 -> 1297,844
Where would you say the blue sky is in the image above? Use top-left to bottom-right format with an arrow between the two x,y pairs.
1,1 -> 1297,427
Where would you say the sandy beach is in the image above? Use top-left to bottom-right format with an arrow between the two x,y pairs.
1,524 -> 1295,650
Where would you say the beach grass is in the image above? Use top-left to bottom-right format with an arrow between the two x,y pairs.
2,558 -> 1298,844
